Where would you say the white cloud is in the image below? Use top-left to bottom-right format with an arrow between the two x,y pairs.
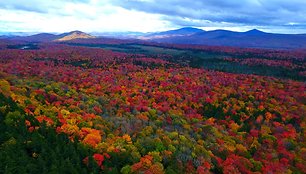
0,3 -> 172,32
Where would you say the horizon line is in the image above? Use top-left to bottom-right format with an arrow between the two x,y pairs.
1,27 -> 306,35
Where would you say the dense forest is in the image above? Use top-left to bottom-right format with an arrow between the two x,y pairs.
0,42 -> 305,173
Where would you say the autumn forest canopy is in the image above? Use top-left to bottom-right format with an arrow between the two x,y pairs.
0,39 -> 305,174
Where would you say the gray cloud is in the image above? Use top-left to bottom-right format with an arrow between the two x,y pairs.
0,0 -> 90,13
2,0 -> 306,27
112,0 -> 306,28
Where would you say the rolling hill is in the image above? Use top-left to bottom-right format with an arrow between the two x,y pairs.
8,31 -> 96,42
55,31 -> 96,41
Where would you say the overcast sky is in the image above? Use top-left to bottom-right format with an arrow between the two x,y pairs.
0,0 -> 305,33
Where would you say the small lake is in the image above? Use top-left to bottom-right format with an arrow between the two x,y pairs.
7,44 -> 39,50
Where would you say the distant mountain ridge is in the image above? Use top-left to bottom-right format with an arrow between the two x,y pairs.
139,27 -> 204,40
149,27 -> 204,36
2,28 -> 306,49
147,28 -> 306,49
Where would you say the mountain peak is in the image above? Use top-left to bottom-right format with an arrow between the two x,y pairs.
56,31 -> 95,41
68,30 -> 85,34
246,29 -> 265,34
